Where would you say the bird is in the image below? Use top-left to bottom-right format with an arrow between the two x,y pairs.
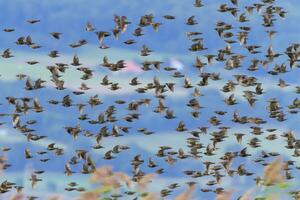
85,22 -> 95,32
27,19 -> 40,24
50,32 -> 62,39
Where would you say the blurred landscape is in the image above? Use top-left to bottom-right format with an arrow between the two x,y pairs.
1,0 -> 300,199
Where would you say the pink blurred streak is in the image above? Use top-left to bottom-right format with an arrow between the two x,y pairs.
122,60 -> 143,73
